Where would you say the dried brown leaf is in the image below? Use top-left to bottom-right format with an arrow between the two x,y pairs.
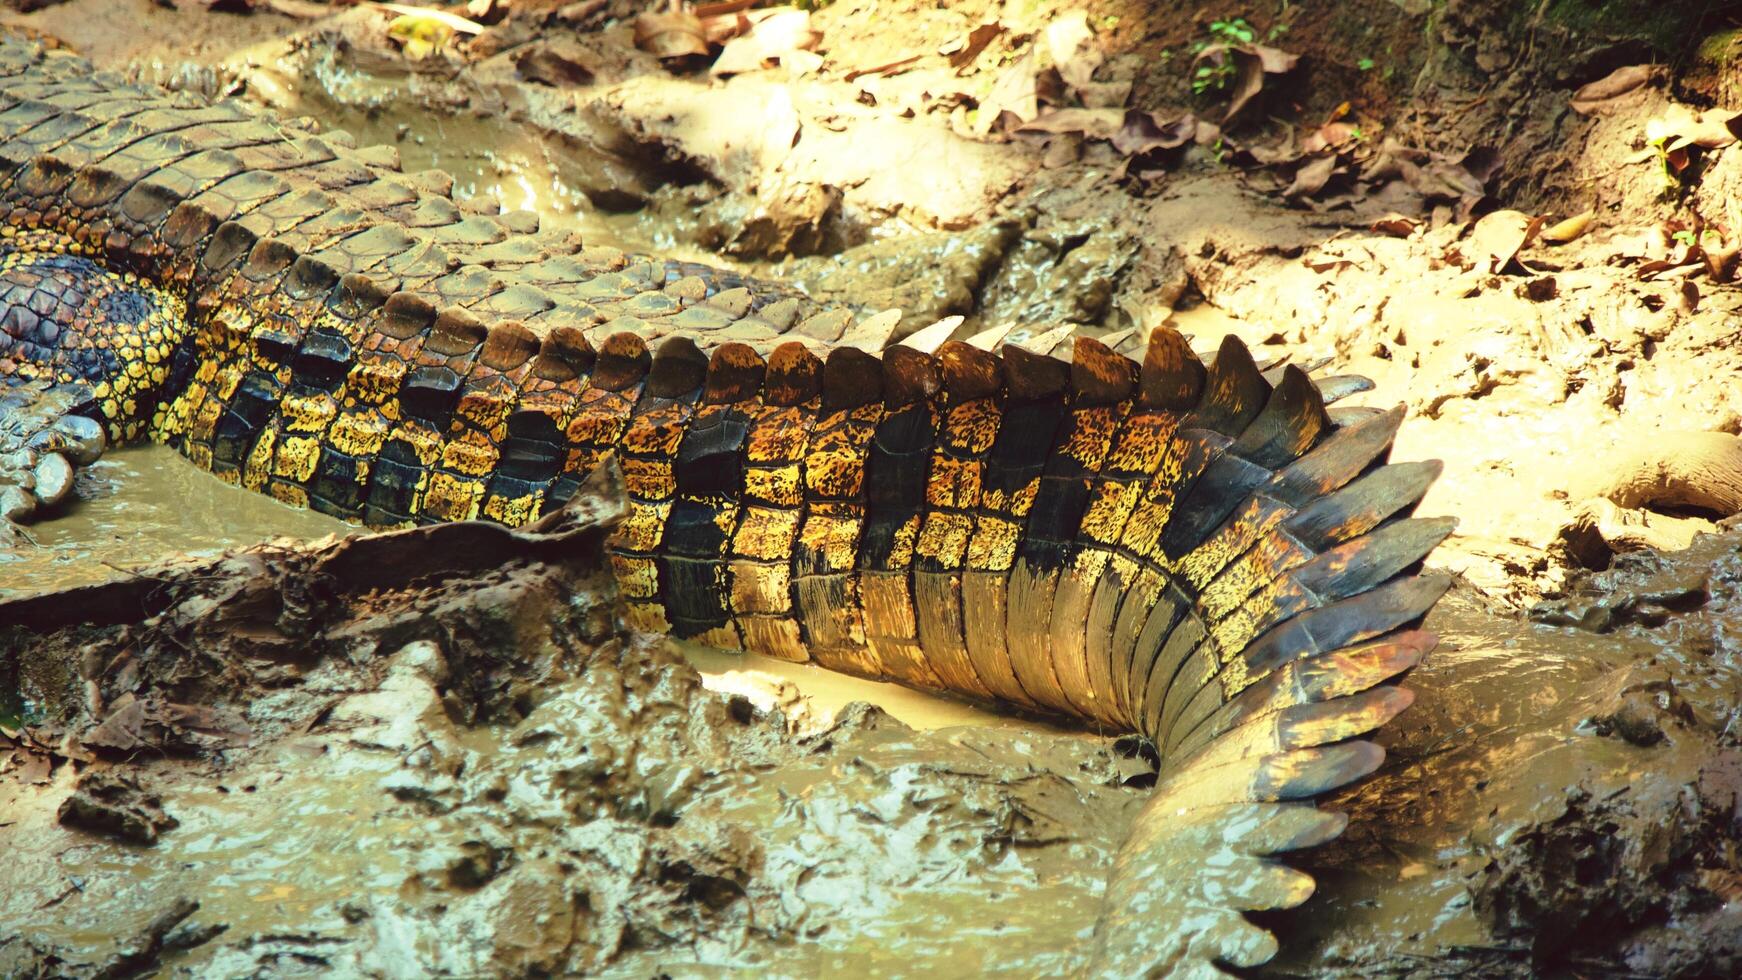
634,7 -> 708,60
1019,107 -> 1125,139
1370,213 -> 1420,238
1466,210 -> 1546,274
976,49 -> 1041,136
943,21 -> 1003,70
1283,154 -> 1340,198
1570,64 -> 1659,114
844,54 -> 921,82
265,0 -> 330,17
82,694 -> 146,752
1112,110 -> 1197,156
1199,42 -> 1299,124
1301,121 -> 1357,155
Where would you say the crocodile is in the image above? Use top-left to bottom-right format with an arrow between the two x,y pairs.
0,32 -> 1451,977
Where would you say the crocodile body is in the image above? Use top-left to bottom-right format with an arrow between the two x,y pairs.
0,33 -> 1450,976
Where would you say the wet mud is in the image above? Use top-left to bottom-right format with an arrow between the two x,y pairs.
6,0 -> 1742,974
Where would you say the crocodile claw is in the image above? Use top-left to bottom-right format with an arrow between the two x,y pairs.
0,379 -> 106,530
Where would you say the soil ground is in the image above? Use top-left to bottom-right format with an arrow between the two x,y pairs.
5,0 -> 1742,975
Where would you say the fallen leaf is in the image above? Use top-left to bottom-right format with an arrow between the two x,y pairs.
1199,42 -> 1299,124
377,2 -> 484,34
386,12 -> 456,61
265,0 -> 330,16
634,5 -> 709,60
1283,154 -> 1339,198
977,49 -> 1042,136
943,21 -> 1003,70
844,54 -> 922,82
81,694 -> 146,753
1704,244 -> 1739,282
712,8 -> 820,76
1540,208 -> 1594,244
1570,64 -> 1659,114
1019,107 -> 1125,139
701,11 -> 752,45
1044,10 -> 1102,93
1112,110 -> 1197,156
1301,121 -> 1357,155
1370,213 -> 1419,237
1466,209 -> 1546,274
1305,256 -> 1357,273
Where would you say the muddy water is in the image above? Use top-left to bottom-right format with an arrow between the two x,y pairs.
0,444 -> 353,597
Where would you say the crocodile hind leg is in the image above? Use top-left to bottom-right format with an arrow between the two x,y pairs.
0,239 -> 192,530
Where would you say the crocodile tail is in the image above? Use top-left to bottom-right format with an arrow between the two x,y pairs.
1071,332 -> 1448,976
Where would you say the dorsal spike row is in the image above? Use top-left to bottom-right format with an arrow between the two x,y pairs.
935,341 -> 1001,402
881,345 -> 941,409
647,335 -> 708,398
765,342 -> 824,406
820,346 -> 882,413
1003,344 -> 1071,402
898,314 -> 963,354
479,320 -> 540,372
703,342 -> 767,403
1070,336 -> 1136,405
965,323 -> 1014,351
591,332 -> 651,391
426,307 -> 487,357
1193,335 -> 1270,436
1139,325 -> 1205,410
532,326 -> 594,382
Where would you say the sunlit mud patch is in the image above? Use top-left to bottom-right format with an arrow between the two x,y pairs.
1269,545 -> 1742,977
0,474 -> 1143,977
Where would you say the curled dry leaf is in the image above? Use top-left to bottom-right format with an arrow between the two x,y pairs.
1301,121 -> 1357,155
377,2 -> 485,34
634,5 -> 709,61
1465,209 -> 1546,274
1112,109 -> 1199,156
1540,208 -> 1594,244
1019,107 -> 1125,140
1646,109 -> 1742,153
1570,64 -> 1660,114
1284,153 -> 1340,199
943,21 -> 1003,71
1199,42 -> 1298,124
1371,213 -> 1420,238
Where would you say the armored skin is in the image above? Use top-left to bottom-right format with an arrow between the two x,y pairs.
0,32 -> 1448,977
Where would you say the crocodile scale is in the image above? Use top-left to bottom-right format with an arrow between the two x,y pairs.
0,33 -> 1451,977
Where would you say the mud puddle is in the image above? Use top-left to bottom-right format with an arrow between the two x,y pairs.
0,444 -> 352,598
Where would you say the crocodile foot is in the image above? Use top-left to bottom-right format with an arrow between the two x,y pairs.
0,379 -> 106,540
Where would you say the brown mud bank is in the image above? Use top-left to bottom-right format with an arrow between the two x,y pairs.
5,472 -> 1742,976
2,471 -> 1143,976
